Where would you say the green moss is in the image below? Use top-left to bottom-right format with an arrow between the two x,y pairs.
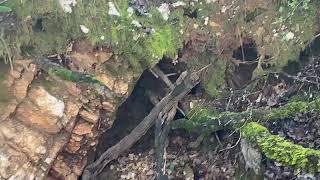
2,0 -> 185,72
242,122 -> 320,173
263,0 -> 317,69
266,96 -> 320,120
48,68 -> 101,84
173,96 -> 320,133
145,26 -> 181,62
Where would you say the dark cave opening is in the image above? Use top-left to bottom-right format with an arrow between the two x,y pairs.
94,58 -> 188,161
228,38 -> 259,89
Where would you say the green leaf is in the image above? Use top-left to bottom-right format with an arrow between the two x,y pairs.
0,5 -> 12,13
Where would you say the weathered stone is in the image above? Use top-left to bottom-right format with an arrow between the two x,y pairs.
60,100 -> 82,134
95,51 -> 113,64
71,133 -> 84,142
96,74 -> 115,90
72,157 -> 87,176
0,120 -> 47,161
114,80 -> 129,95
28,86 -> 65,118
0,100 -> 17,121
7,162 -> 45,180
79,109 -> 99,123
66,140 -> 81,153
51,157 -> 73,178
0,144 -> 28,179
102,101 -> 115,112
68,41 -> 112,72
72,122 -> 93,135
14,86 -> 66,133
15,100 -> 63,133
13,63 -> 37,101
64,81 -> 82,96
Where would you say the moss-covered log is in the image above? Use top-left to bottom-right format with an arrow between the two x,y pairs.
172,96 -> 320,134
242,122 -> 320,173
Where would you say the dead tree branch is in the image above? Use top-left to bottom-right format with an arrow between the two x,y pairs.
82,72 -> 200,180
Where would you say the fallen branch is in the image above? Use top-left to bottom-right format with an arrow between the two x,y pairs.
173,96 -> 320,134
242,122 -> 320,173
151,65 -> 175,90
82,72 -> 200,180
155,104 -> 176,179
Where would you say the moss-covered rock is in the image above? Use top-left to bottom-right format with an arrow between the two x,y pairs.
242,122 -> 320,173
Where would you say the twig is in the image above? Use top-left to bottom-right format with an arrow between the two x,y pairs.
279,72 -> 320,86
151,65 -> 175,90
155,106 -> 176,179
219,132 -> 241,153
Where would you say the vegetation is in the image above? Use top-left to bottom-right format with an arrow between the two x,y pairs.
173,96 -> 320,134
1,0 -> 184,71
242,122 -> 320,173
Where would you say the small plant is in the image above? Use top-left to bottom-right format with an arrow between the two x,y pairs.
274,0 -> 311,24
0,5 -> 11,13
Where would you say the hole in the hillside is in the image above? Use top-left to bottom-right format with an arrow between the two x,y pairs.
189,83 -> 203,95
301,33 -> 320,58
94,58 -> 187,161
33,18 -> 45,32
261,55 -> 273,70
183,8 -> 198,18
232,39 -> 258,61
227,38 -> 259,89
283,34 -> 320,74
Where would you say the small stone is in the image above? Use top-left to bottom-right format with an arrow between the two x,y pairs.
204,17 -> 209,25
66,140 -> 81,153
79,110 -> 99,124
68,128 -> 82,140
157,3 -> 170,20
59,0 -> 77,13
284,32 -> 294,41
172,1 -> 186,7
221,6 -> 227,13
114,80 -> 128,95
146,169 -> 154,176
148,149 -> 154,155
80,25 -> 90,34
102,101 -> 115,112
72,122 -> 93,135
128,154 -> 135,160
109,2 -> 120,16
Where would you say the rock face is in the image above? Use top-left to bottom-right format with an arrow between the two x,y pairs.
0,60 -> 82,179
0,47 -> 133,179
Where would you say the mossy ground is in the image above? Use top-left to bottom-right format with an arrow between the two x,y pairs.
1,0 -> 185,72
1,0 -> 319,98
